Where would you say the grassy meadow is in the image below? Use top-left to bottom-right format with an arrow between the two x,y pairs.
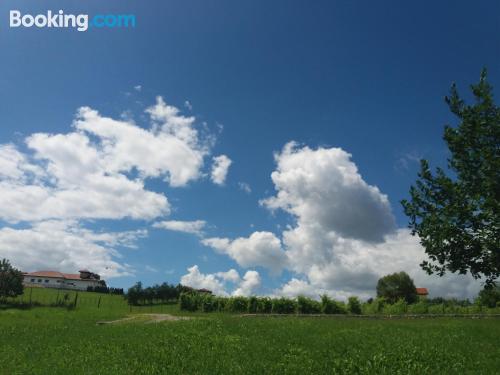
1,288 -> 499,374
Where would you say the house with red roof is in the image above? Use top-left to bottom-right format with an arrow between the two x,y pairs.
23,269 -> 105,291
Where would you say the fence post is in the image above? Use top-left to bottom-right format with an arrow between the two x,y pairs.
29,287 -> 33,306
74,292 -> 79,308
97,296 -> 101,309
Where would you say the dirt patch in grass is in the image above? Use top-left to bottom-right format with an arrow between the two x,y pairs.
97,314 -> 192,325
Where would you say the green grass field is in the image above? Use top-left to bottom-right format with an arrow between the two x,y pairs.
1,289 -> 500,374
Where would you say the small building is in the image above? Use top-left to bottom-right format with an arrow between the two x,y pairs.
416,287 -> 429,300
23,269 -> 105,291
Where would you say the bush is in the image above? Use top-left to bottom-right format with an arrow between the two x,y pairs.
256,297 -> 273,314
427,303 -> 445,314
179,292 -> 201,311
297,296 -> 321,314
320,295 -> 346,314
347,296 -> 362,314
362,297 -> 386,315
248,296 -> 258,313
272,297 -> 297,314
215,297 -> 227,312
407,301 -> 428,314
226,296 -> 249,313
478,284 -> 500,308
201,294 -> 218,312
383,299 -> 408,315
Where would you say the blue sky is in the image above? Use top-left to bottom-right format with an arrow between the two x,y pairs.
0,1 -> 498,299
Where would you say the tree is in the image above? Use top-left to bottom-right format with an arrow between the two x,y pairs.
376,272 -> 417,304
402,69 -> 500,287
347,296 -> 362,314
477,283 -> 500,308
0,259 -> 24,301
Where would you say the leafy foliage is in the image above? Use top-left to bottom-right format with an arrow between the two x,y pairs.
297,296 -> 322,314
347,296 -> 362,314
320,294 -> 347,314
478,284 -> 500,308
272,297 -> 297,314
0,259 -> 23,300
402,69 -> 500,286
376,272 -> 417,303
125,282 -> 189,305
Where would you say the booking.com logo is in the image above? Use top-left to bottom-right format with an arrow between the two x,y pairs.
9,10 -> 136,32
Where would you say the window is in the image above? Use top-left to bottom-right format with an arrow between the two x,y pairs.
37,279 -> 42,282
45,280 -> 49,283
56,280 -> 61,283
30,278 -> 35,282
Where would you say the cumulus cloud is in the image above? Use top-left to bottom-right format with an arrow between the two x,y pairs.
210,154 -> 232,185
180,265 -> 228,295
202,231 -> 287,275
153,220 -> 206,236
202,142 -> 481,300
0,98 -> 214,224
270,144 -> 482,299
180,265 -> 260,296
233,271 -> 261,296
0,220 -> 145,279
0,98 -> 217,277
261,142 -> 396,243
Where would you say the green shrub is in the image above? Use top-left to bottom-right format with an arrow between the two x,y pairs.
297,296 -> 321,314
200,294 -> 218,312
272,297 -> 297,314
226,296 -> 249,313
256,297 -> 273,314
407,301 -> 428,314
383,299 -> 407,315
428,303 -> 445,314
347,296 -> 362,314
362,297 -> 387,315
248,296 -> 258,313
216,297 -> 227,312
179,292 -> 201,311
320,295 -> 346,314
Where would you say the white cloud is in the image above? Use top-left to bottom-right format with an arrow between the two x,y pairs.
276,278 -> 321,299
210,154 -> 232,185
0,98 -> 215,223
134,85 -> 142,92
0,220 -> 143,279
265,143 -> 481,300
238,181 -> 252,194
262,142 -> 395,243
202,231 -> 287,274
0,98 -> 218,278
202,142 -> 481,300
179,265 -> 261,296
233,271 -> 261,296
215,269 -> 241,283
153,220 -> 206,236
184,100 -> 193,111
180,265 -> 228,295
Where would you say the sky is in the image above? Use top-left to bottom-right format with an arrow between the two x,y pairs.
0,1 -> 498,300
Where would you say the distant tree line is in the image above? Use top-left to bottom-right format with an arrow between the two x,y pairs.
86,286 -> 124,295
178,290 -> 500,315
121,269 -> 500,312
125,282 -> 195,305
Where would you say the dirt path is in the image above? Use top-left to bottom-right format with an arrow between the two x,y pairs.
96,314 -> 192,325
